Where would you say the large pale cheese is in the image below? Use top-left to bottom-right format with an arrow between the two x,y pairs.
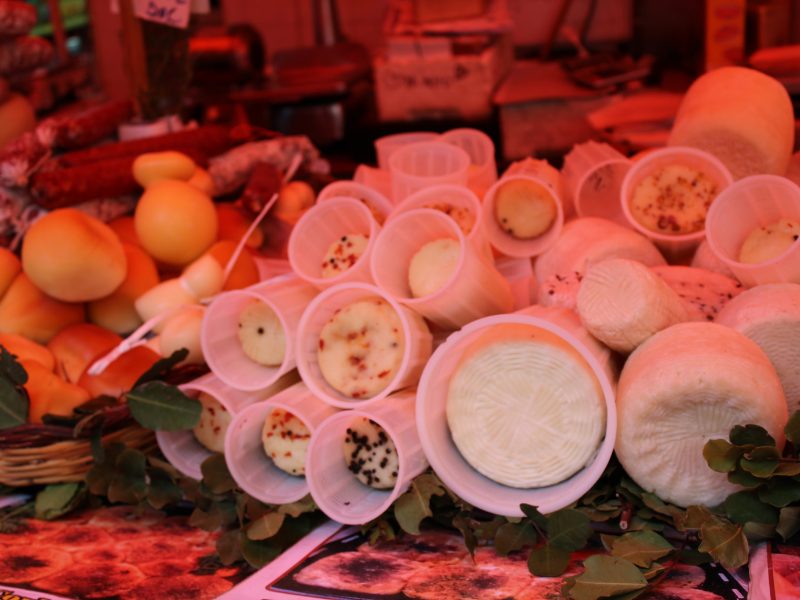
669,67 -> 795,179
652,265 -> 743,322
616,322 -> 787,507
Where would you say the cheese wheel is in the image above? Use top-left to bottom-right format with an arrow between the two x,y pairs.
577,258 -> 689,354
691,239 -> 737,279
446,324 -> 605,488
669,67 -> 794,179
193,393 -> 232,453
493,178 -> 557,239
716,283 -> 800,415
738,218 -> 800,264
262,408 -> 311,476
237,300 -> 285,367
652,265 -> 743,322
321,234 -> 369,279
616,322 -> 787,507
408,238 -> 460,298
343,417 -> 399,489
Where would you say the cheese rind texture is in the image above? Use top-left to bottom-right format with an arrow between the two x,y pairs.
652,265 -> 743,322
446,329 -> 605,489
616,322 -> 787,507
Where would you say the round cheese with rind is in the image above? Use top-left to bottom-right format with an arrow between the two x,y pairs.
738,218 -> 800,264
237,300 -> 285,366
616,322 -> 787,507
193,393 -> 232,453
408,238 -> 460,298
343,417 -> 399,490
262,408 -> 311,476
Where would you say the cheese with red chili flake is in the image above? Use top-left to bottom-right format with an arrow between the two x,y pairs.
629,164 -> 718,235
321,234 -> 370,279
262,408 -> 311,476
343,417 -> 398,489
421,202 -> 475,235
317,299 -> 405,399
738,218 -> 800,264
192,392 -> 232,453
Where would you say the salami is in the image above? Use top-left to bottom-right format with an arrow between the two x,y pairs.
47,100 -> 134,150
0,1 -> 37,36
0,36 -> 53,75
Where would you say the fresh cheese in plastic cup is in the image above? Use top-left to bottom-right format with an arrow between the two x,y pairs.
389,141 -> 471,203
156,372 -> 297,480
562,141 -> 631,225
706,175 -> 800,287
415,306 -> 617,517
353,165 -> 393,203
224,381 -> 338,505
202,274 -> 318,392
317,180 -> 394,223
440,128 -> 498,197
295,282 -> 432,409
288,197 -> 381,290
371,208 -> 513,330
375,132 -> 439,170
620,146 -> 733,259
305,390 -> 428,525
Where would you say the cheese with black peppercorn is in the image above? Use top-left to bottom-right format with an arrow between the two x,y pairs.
262,408 -> 311,476
738,218 -> 800,264
321,234 -> 369,278
343,417 -> 399,490
421,202 -> 475,235
318,299 -> 405,398
652,265 -> 743,322
237,300 -> 285,366
193,392 -> 232,453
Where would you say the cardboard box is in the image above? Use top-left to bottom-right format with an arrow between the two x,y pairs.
414,0 -> 488,23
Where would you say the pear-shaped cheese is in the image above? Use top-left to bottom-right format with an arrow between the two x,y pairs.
616,322 -> 787,507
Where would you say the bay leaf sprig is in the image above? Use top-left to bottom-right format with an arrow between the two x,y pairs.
0,346 -> 28,429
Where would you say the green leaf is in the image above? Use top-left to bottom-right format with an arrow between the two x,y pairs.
107,447 -> 148,504
247,511 -> 286,540
521,503 -> 549,528
473,516 -> 505,542
730,424 -> 774,447
568,555 -> 647,600
0,346 -> 27,385
494,521 -> 537,555
740,446 -> 781,478
393,474 -> 446,535
759,478 -> 800,508
774,462 -> 800,477
201,454 -> 237,495
610,530 -> 673,567
777,507 -> 800,541
241,537 -> 282,569
703,439 -> 742,473
528,543 -> 571,577
126,381 -> 201,431
641,493 -> 684,519
452,512 -> 477,556
189,500 -> 237,532
641,562 -> 666,580
728,469 -> 763,488
278,496 -> 317,518
786,411 -> 800,446
146,467 -> 182,509
698,518 -> 749,569
0,377 -> 27,429
724,490 -> 778,525
743,521 -> 776,541
35,483 -> 81,520
547,509 -> 592,552
216,529 -> 243,566
133,349 -> 189,387
675,548 -> 712,565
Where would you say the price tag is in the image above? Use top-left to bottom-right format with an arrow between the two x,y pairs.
111,0 -> 209,15
132,0 -> 191,28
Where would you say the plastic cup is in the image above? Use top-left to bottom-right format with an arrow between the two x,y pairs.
562,141 -> 631,225
353,164 -> 393,203
371,208 -> 513,329
494,256 -> 537,311
388,184 -> 489,257
706,175 -> 800,287
253,257 -> 292,281
482,172 -> 565,258
295,282 -> 433,409
202,274 -> 318,392
440,128 -> 498,197
620,146 -> 734,259
415,307 -> 617,517
375,132 -> 440,170
389,141 -> 471,203
224,381 -> 339,505
288,198 -> 381,290
305,390 -> 428,525
317,180 -> 394,223
156,372 -> 297,480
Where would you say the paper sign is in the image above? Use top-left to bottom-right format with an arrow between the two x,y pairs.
133,0 -> 191,28
111,0 -> 209,15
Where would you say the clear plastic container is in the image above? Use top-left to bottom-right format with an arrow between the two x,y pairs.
317,180 -> 394,223
389,141 -> 471,202
441,128 -> 498,198
375,132 -> 439,170
562,141 -> 631,225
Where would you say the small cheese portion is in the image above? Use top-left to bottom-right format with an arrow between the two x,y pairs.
318,299 -> 405,399
193,393 -> 232,453
447,325 -> 605,488
408,238 -> 460,298
262,408 -> 311,476
652,265 -> 742,322
321,234 -> 370,278
343,417 -> 399,489
493,179 -> 557,239
422,202 -> 475,235
629,164 -> 719,235
738,218 -> 800,264
237,300 -> 285,366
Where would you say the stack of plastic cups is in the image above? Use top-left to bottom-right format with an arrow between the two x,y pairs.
305,390 -> 429,525
389,141 -> 471,203
561,141 -> 632,225
317,180 -> 394,223
371,209 -> 513,330
288,198 -> 381,289
620,146 -> 733,261
295,282 -> 433,408
224,382 -> 338,505
353,164 -> 393,203
482,160 -> 565,258
415,306 -> 617,517
494,256 -> 537,311
374,132 -> 439,170
201,274 -> 318,392
706,175 -> 800,287
157,372 -> 297,480
440,128 -> 498,198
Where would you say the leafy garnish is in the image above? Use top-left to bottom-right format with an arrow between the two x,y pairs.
133,349 -> 189,388
126,381 -> 200,430
0,347 -> 28,429
393,473 -> 446,535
